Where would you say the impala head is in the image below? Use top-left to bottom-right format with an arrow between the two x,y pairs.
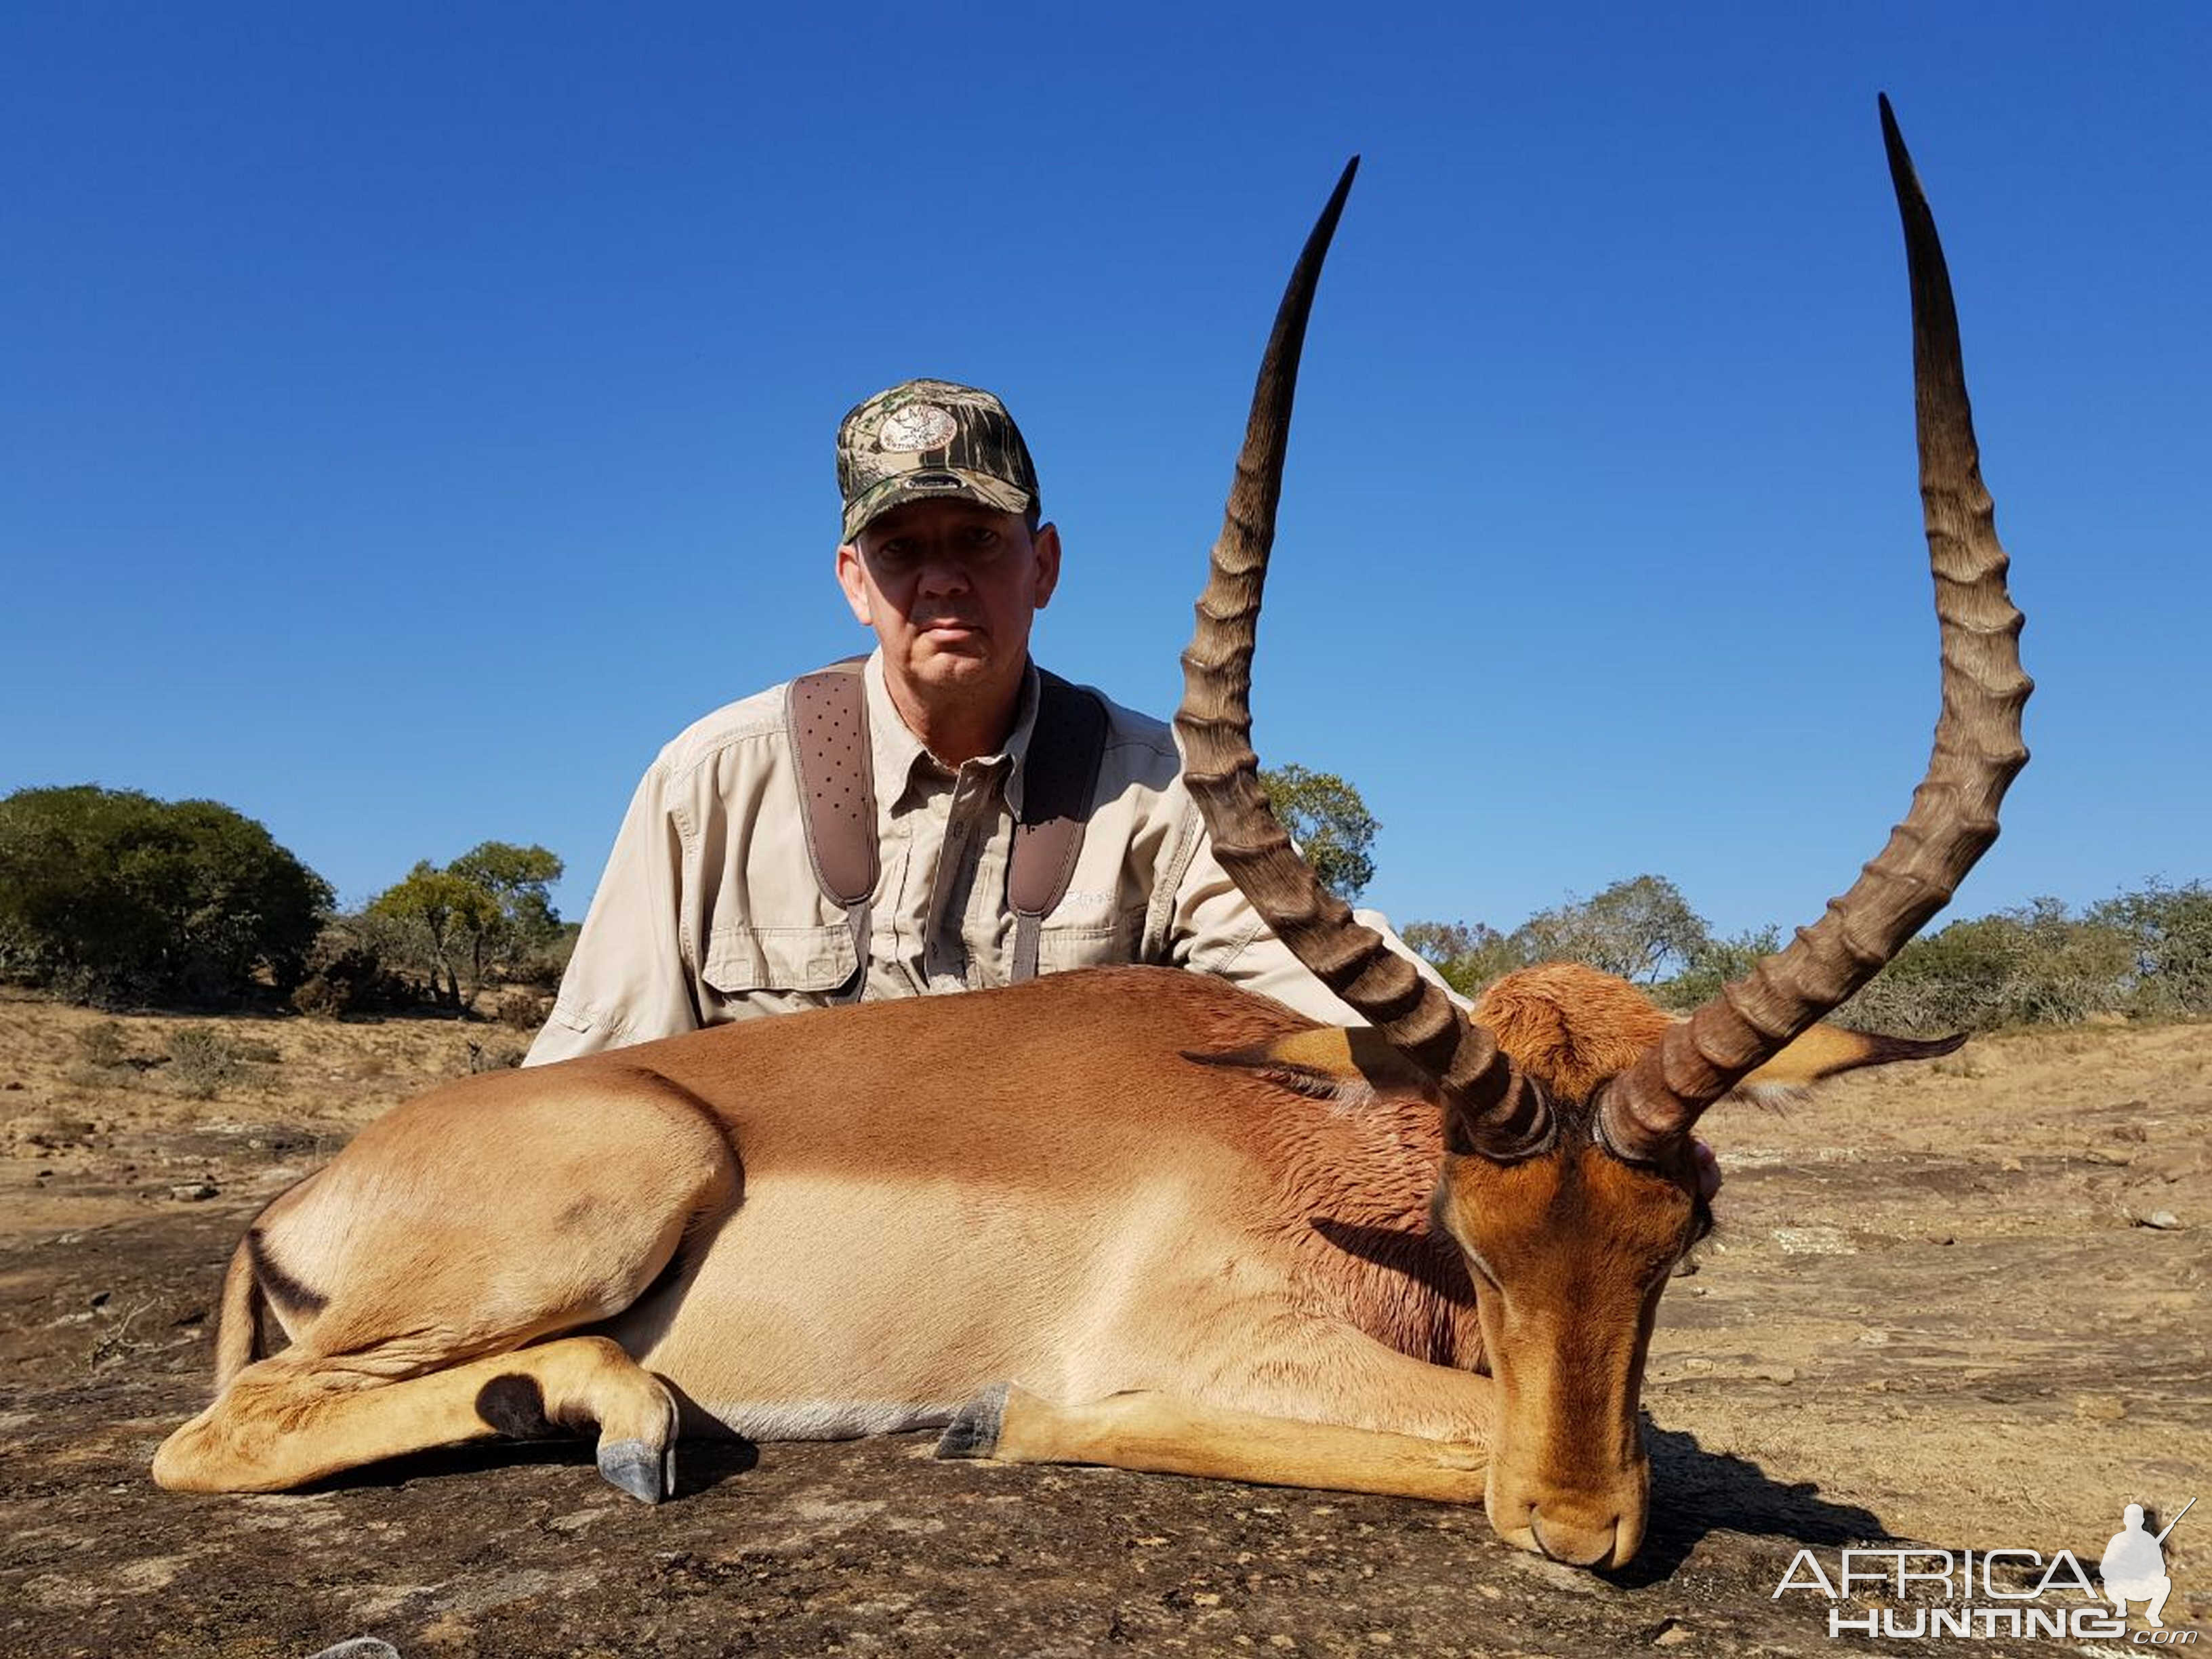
1176,101 -> 2030,1569
1422,964 -> 1954,1565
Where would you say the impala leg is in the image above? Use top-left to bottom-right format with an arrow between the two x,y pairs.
938,1384 -> 1490,1504
159,1068 -> 738,1500
153,1334 -> 679,1501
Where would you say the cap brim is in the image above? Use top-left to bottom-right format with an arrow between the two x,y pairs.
842,468 -> 1033,543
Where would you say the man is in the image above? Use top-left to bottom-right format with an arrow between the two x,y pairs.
526,378 -> 1449,1065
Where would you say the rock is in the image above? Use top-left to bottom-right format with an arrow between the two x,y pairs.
1654,1619 -> 1697,1646
2135,1210 -> 2184,1230
167,1181 -> 220,1202
1772,1226 -> 1854,1256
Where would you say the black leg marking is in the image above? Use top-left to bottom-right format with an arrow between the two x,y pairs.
475,1374 -> 558,1439
934,1382 -> 1010,1460
245,1226 -> 329,1316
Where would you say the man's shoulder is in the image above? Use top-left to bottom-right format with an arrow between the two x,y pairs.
1041,668 -> 1184,781
649,680 -> 797,782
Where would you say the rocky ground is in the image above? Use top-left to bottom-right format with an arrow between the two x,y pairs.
2,994 -> 2206,1656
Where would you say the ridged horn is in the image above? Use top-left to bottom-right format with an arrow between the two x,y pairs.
1174,157 -> 1553,1158
1598,96 -> 2032,1164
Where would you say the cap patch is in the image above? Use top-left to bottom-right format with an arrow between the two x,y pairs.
876,404 -> 958,453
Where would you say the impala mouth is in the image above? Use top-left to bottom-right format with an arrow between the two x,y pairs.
1490,1490 -> 1645,1571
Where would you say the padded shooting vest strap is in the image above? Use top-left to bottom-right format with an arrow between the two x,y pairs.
1008,669 -> 1109,984
787,658 -> 1107,1000
787,658 -> 878,1003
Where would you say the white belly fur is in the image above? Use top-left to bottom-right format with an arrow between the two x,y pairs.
605,1166 -> 1242,1434
688,1398 -> 962,1441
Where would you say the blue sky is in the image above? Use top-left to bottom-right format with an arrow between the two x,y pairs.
4,3 -> 2207,941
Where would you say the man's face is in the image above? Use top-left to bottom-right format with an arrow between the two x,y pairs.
836,498 -> 1061,704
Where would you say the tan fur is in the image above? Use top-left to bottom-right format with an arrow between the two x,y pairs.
1475,965 -> 1675,1103
212,1235 -> 261,1389
152,962 -> 1955,1574
1742,1021 -> 1964,1084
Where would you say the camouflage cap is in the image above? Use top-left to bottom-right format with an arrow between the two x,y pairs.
836,378 -> 1040,543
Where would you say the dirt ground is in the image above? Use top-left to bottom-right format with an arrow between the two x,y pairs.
2,991 -> 2206,1657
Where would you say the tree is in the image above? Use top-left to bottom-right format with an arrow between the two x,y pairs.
1514,875 -> 1710,985
448,841 -> 564,951
2089,878 -> 2212,1017
0,784 -> 331,1006
367,841 -> 565,1012
1401,919 -> 1528,997
1658,925 -> 1783,1011
1407,874 -> 1711,998
1258,765 -> 1378,904
369,864 -> 499,1010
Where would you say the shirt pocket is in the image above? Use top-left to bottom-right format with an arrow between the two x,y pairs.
701,923 -> 858,997
1033,903 -> 1149,977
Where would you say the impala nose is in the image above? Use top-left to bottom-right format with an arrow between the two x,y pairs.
1529,1507 -> 1622,1569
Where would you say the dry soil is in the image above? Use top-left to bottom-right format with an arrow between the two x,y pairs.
2,993 -> 2205,1657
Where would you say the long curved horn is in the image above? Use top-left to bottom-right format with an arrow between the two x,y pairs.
1597,96 -> 2032,1164
1174,158 -> 1554,1158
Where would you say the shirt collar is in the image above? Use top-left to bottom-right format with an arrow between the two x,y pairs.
862,649 -> 1042,815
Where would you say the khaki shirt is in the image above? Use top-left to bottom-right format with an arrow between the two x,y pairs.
525,651 -> 1454,1065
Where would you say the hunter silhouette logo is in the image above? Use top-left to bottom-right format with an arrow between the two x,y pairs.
2104,1498 -> 2193,1629
1772,1496 -> 2199,1642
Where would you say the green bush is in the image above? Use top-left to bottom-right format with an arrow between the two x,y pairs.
497,989 -> 552,1031
0,785 -> 331,1008
1401,920 -> 1529,998
76,1021 -> 129,1069
506,922 -> 579,991
1657,926 -> 1784,1012
1419,878 -> 2212,1036
291,913 -> 418,1019
1837,897 -> 2140,1034
2091,879 -> 2212,1018
165,1027 -> 237,1099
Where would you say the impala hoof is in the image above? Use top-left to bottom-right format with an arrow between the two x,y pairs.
934,1383 -> 1009,1460
598,1437 -> 672,1502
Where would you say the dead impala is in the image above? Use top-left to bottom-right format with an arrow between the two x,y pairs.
152,99 -> 2027,1570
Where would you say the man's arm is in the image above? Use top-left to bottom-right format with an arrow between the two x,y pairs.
523,766 -> 701,1066
1162,804 -> 1469,1026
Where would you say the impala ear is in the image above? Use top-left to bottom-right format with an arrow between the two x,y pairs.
1183,1026 -> 1437,1105
1736,1023 -> 1966,1090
